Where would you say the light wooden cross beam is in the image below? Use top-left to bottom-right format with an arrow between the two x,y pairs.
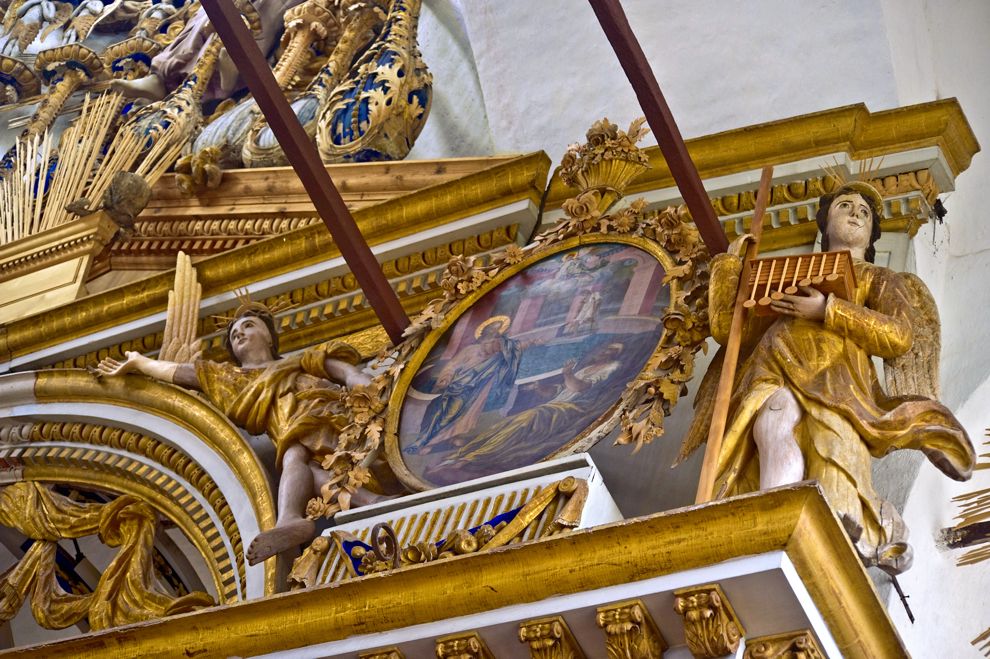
199,0 -> 410,344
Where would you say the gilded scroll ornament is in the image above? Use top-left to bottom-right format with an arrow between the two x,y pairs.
672,584 -> 744,659
0,481 -> 213,631
435,632 -> 495,659
327,477 -> 588,579
314,0 -> 431,164
743,630 -> 825,659
595,599 -> 667,659
518,616 -> 586,659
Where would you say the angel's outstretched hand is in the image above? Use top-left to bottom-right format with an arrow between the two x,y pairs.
770,285 -> 828,321
93,351 -> 144,378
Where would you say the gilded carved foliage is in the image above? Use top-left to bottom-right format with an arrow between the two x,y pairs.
672,584 -> 744,659
518,616 -> 586,659
743,630 -> 825,659
596,600 -> 666,659
435,632 -> 495,659
359,649 -> 405,659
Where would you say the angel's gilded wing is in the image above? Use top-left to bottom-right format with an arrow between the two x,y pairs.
885,272 -> 940,399
673,346 -> 724,466
160,251 -> 202,363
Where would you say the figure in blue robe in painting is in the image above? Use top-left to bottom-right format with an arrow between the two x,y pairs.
406,316 -> 522,454
425,343 -> 625,484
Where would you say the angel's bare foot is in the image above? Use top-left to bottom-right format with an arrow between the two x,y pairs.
246,518 -> 315,565
111,74 -> 166,101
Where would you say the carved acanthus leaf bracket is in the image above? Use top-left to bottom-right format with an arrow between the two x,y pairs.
435,632 -> 495,659
672,584 -> 745,659
743,629 -> 825,659
596,599 -> 667,659
359,649 -> 405,659
518,616 -> 587,659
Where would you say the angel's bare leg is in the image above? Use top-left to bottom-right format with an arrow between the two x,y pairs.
753,387 -> 804,489
246,443 -> 316,565
110,74 -> 166,101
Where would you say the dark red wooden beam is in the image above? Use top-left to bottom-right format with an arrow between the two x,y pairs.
200,0 -> 410,343
589,0 -> 729,254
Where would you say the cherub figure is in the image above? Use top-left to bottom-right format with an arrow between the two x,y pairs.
681,180 -> 976,574
96,254 -> 372,565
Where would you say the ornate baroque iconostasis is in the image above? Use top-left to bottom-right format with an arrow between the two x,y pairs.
0,91 -> 980,655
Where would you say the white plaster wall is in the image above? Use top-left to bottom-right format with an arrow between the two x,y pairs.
449,0 -> 899,163
404,0 -> 496,159
889,372 -> 990,657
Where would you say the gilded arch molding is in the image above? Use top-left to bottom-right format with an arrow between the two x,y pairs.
0,370 -> 278,599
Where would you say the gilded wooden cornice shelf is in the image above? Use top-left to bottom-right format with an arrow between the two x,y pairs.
0,153 -> 549,364
544,99 -> 979,209
10,484 -> 906,659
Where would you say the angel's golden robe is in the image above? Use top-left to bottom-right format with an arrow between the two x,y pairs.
194,343 -> 360,466
688,254 -> 974,569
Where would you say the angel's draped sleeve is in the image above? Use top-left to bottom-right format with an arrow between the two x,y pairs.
824,270 -> 913,359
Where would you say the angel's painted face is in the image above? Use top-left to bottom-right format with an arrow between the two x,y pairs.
229,316 -> 274,362
826,193 -> 874,251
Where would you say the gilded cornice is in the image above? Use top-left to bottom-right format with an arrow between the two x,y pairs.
48,225 -> 518,369
0,212 -> 118,282
545,99 -> 978,208
8,484 -> 906,659
2,153 -> 549,363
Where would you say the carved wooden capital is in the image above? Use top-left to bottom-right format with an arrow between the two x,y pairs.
435,632 -> 495,659
596,599 -> 666,658
518,616 -> 586,659
672,584 -> 744,659
359,649 -> 404,659
743,630 -> 825,659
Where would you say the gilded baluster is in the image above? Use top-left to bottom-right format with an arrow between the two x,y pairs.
26,44 -> 103,138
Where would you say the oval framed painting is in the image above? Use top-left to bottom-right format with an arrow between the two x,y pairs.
383,234 -> 680,491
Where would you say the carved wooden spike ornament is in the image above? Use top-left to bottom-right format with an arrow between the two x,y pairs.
596,599 -> 667,659
672,584 -> 744,659
743,629 -> 825,659
518,616 -> 587,659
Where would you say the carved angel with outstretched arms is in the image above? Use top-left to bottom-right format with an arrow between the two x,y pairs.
679,181 -> 975,575
96,252 -> 372,566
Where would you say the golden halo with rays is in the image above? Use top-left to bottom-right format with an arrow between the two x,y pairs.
474,315 -> 511,339
820,156 -> 886,207
211,288 -> 295,331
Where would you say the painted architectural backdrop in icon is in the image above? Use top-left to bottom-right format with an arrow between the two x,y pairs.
398,243 -> 670,486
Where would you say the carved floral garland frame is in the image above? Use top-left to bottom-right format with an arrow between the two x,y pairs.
305,193 -> 710,514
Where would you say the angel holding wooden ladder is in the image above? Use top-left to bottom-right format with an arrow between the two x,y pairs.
96,254 -> 372,565
681,176 -> 976,574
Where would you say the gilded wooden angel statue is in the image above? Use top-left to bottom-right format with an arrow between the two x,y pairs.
681,180 -> 976,574
95,253 -> 372,565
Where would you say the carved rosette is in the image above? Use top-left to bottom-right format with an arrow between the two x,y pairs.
743,630 -> 825,659
435,632 -> 495,659
518,616 -> 586,659
672,584 -> 744,659
596,599 -> 667,659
